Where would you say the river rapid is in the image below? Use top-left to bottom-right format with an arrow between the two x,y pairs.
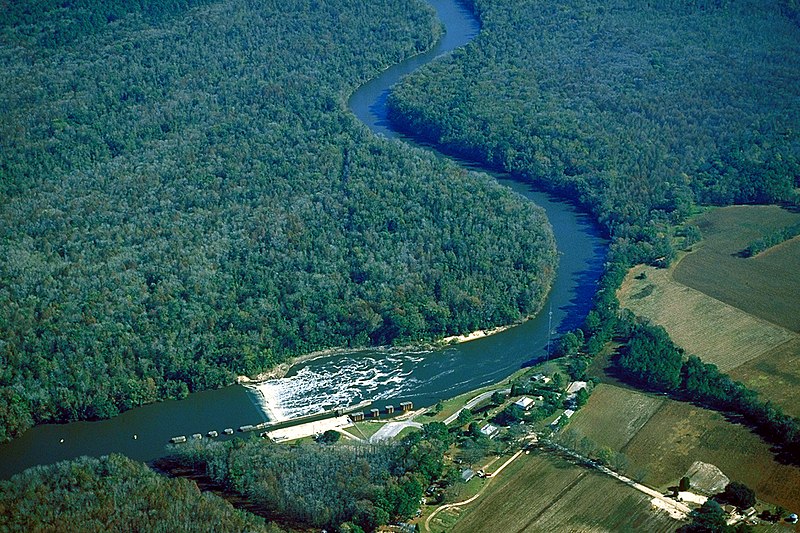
0,0 -> 605,479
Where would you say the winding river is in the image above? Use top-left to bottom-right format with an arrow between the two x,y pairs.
0,0 -> 605,479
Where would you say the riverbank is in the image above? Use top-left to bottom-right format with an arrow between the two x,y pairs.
237,320 -> 527,384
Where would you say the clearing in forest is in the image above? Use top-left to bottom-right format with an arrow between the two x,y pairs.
438,449 -> 681,533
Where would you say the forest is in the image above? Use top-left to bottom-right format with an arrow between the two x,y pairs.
0,0 -> 557,441
388,0 -> 800,261
169,424 -> 452,531
0,453 -> 283,532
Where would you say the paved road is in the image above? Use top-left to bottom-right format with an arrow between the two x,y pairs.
370,421 -> 423,442
443,388 -> 510,425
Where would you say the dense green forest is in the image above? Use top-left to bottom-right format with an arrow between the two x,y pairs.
389,0 -> 800,259
0,0 -> 557,441
170,424 -> 452,531
0,453 -> 282,532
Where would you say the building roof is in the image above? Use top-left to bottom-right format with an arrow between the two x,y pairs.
461,468 -> 475,481
563,409 -> 575,418
566,381 -> 588,394
514,397 -> 535,410
480,423 -> 499,437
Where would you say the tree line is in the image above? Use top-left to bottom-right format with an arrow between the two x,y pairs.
740,221 -> 800,257
0,454 -> 282,532
617,321 -> 800,459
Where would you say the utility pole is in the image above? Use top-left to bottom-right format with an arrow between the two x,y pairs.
546,302 -> 553,360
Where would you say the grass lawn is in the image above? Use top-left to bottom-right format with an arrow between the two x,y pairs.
674,205 -> 800,332
348,421 -> 385,440
444,450 -> 682,533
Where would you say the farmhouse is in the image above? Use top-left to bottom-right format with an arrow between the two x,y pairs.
514,397 -> 535,411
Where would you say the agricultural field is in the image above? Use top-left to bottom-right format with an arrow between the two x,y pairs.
618,265 -> 794,372
674,206 -> 800,332
570,384 -> 800,512
728,338 -> 800,417
436,449 -> 682,533
618,204 -> 800,415
568,384 -> 665,451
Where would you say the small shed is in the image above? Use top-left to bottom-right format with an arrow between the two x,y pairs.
480,423 -> 500,439
514,397 -> 535,411
563,409 -> 575,418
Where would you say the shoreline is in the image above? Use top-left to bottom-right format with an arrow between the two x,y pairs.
236,317 -> 531,385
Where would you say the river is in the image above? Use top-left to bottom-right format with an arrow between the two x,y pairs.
0,0 -> 605,480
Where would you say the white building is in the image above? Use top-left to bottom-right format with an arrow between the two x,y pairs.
480,423 -> 500,439
514,397 -> 535,411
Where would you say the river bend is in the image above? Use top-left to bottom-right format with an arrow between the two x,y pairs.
0,0 -> 605,479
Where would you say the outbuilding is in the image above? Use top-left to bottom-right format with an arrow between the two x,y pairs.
480,423 -> 500,439
514,397 -> 535,411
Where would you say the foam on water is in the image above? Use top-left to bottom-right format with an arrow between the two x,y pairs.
247,350 -> 427,420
